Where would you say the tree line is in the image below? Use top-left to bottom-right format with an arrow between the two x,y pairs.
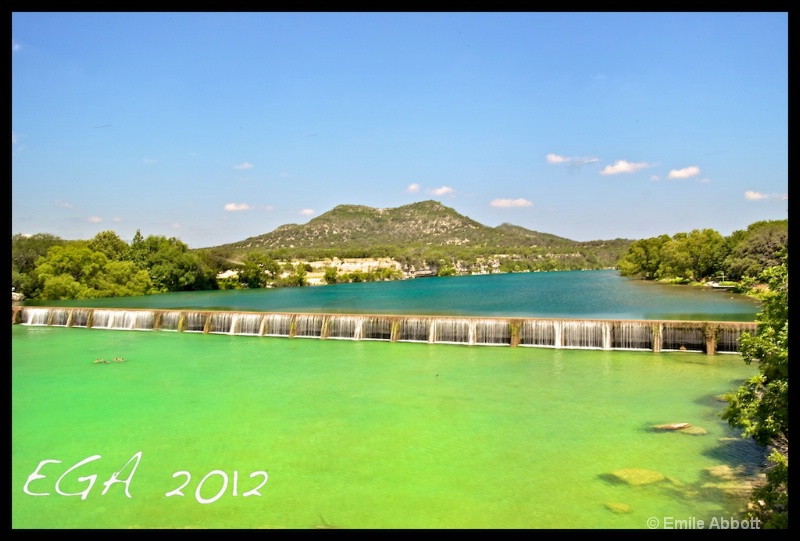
722,250 -> 788,528
616,220 -> 787,284
12,230 -> 219,300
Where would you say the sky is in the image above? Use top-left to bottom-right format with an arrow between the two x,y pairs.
11,12 -> 788,249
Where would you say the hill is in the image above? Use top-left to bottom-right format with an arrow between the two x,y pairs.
206,201 -> 632,273
219,200 -> 588,251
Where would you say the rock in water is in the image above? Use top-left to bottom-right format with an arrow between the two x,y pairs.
653,422 -> 691,430
610,468 -> 667,486
605,502 -> 632,514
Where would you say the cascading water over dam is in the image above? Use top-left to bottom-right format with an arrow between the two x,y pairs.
12,306 -> 757,354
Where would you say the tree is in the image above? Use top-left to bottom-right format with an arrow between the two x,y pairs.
12,233 -> 66,294
658,229 -> 727,281
33,243 -> 109,295
323,266 -> 339,284
135,234 -> 216,292
88,230 -> 130,261
724,220 -> 788,280
96,260 -> 153,297
617,235 -> 670,279
239,253 -> 280,288
721,250 -> 788,528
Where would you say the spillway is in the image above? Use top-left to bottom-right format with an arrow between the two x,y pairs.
11,306 -> 757,354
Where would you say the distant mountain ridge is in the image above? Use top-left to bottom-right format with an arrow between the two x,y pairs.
216,200 -> 592,252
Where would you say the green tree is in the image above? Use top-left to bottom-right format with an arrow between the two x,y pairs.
34,243 -> 108,294
323,266 -> 339,284
12,233 -> 66,294
658,229 -> 727,281
239,253 -> 280,288
724,220 -> 788,280
40,273 -> 85,300
617,235 -> 670,279
96,260 -> 153,297
135,235 -> 216,292
722,250 -> 788,528
88,230 -> 130,261
130,230 -> 147,269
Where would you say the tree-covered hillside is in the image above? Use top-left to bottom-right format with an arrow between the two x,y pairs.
204,200 -> 632,273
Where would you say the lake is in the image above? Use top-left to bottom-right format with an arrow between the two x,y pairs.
11,270 -> 765,529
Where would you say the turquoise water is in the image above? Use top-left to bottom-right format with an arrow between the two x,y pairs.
22,270 -> 760,321
12,325 -> 762,529
12,271 -> 765,528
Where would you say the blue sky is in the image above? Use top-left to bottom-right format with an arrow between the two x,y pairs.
12,12 -> 788,248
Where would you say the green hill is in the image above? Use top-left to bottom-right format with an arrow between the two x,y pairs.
206,200 -> 632,273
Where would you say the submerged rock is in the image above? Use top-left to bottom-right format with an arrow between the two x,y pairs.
653,422 -> 691,430
610,468 -> 667,486
677,425 -> 708,436
605,502 -> 632,514
701,464 -> 765,499
652,422 -> 707,435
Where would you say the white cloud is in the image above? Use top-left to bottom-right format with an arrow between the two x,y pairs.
776,193 -> 788,201
12,131 -> 18,144
668,166 -> 701,179
12,40 -> 21,52
548,153 -> 600,169
600,160 -> 651,175
299,209 -> 315,215
172,223 -> 182,229
650,175 -> 661,182
744,190 -> 768,201
429,186 -> 454,196
224,203 -> 252,211
112,217 -> 122,222
546,153 -> 569,164
406,183 -> 421,193
88,216 -> 102,223
142,158 -> 157,165
490,198 -> 533,208
234,162 -> 254,170
55,200 -> 73,209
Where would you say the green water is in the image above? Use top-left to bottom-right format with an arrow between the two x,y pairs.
12,325 -> 763,529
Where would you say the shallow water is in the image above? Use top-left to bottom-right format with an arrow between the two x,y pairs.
12,325 -> 763,529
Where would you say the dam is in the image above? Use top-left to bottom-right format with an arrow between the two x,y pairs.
11,306 -> 757,354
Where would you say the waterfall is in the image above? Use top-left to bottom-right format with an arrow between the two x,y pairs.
159,311 -> 181,331
20,308 -> 51,326
49,309 -> 70,326
12,306 -> 755,355
208,313 -> 234,334
70,309 -> 90,327
661,323 -> 705,352
264,314 -> 292,336
561,320 -> 610,350
184,312 -> 208,333
129,311 -> 154,330
326,315 -> 361,340
91,309 -> 112,329
88,310 -> 153,331
611,322 -> 653,350
473,319 -> 511,345
361,316 -> 392,341
234,314 -> 263,336
432,318 -> 471,344
294,314 -> 324,337
519,320 -> 556,347
716,326 -> 750,354
397,317 -> 432,342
